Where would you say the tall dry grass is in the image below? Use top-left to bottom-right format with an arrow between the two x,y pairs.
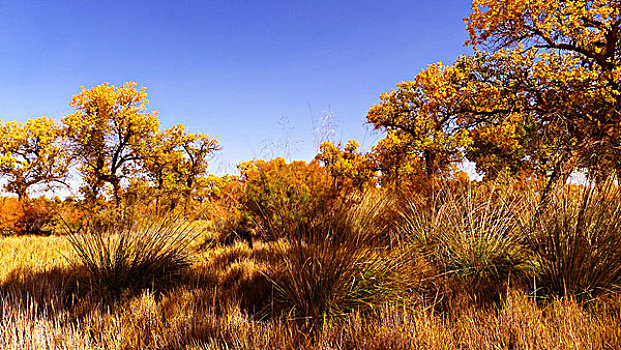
401,184 -> 532,302
527,179 -> 621,299
66,212 -> 197,296
264,197 -> 408,323
0,283 -> 619,349
0,182 -> 620,349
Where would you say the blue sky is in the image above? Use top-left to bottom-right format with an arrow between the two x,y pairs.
0,0 -> 473,175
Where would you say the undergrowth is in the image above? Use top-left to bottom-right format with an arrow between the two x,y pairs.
1,181 -> 621,349
66,211 -> 196,297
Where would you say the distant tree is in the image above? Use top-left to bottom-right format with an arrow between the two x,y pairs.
139,126 -> 184,211
141,124 -> 220,213
0,117 -> 69,201
316,140 -> 377,190
174,128 -> 220,211
63,82 -> 159,205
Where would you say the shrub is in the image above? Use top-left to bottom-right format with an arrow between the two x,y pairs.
0,197 -> 21,235
401,184 -> 531,302
66,211 -> 196,296
0,197 -> 55,235
236,158 -> 340,243
194,175 -> 248,246
527,180 -> 621,299
54,200 -> 87,235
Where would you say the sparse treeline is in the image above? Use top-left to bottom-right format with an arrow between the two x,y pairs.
0,82 -> 220,211
3,0 -> 621,214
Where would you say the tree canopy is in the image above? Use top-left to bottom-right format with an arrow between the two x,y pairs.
0,117 -> 69,201
63,82 -> 160,205
367,0 -> 621,188
141,124 -> 220,212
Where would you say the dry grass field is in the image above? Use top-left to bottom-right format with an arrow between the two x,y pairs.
1,183 -> 621,350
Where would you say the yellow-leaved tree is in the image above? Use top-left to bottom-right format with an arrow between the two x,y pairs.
316,140 -> 377,190
63,82 -> 159,205
464,0 -> 621,184
369,1 -> 621,194
140,124 -> 220,213
366,62 -> 472,185
0,116 -> 69,201
456,0 -> 621,299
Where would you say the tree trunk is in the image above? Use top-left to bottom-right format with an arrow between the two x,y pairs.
424,149 -> 436,177
85,182 -> 99,207
16,185 -> 27,203
156,177 -> 164,215
110,179 -> 121,208
184,178 -> 193,217
536,150 -> 579,215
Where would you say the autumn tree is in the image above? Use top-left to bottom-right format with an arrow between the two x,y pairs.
366,62 -> 472,184
0,117 -> 69,201
63,82 -> 159,205
370,1 -> 621,191
316,140 -> 377,190
369,133 -> 428,186
138,126 -> 184,211
141,124 -> 220,213
367,50 -> 565,184
446,50 -> 564,181
174,128 -> 220,212
463,0 -> 621,183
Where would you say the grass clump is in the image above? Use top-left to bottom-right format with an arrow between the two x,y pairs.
66,211 -> 196,296
527,180 -> 621,299
264,191 -> 408,324
402,184 -> 531,302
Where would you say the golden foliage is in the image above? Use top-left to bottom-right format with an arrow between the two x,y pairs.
370,1 -> 621,185
0,117 -> 68,200
236,158 -> 337,241
316,140 -> 377,190
367,62 -> 470,181
63,82 -> 160,204
464,0 -> 621,179
140,124 -> 220,213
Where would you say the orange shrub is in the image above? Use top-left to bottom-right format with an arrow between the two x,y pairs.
0,197 -> 22,235
236,158 -> 339,242
0,197 -> 56,235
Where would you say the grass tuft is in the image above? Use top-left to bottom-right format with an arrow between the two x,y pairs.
402,184 -> 531,302
527,179 -> 621,299
66,211 -> 196,296
264,191 -> 409,324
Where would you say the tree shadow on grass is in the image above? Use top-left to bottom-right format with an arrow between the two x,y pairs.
0,264 -> 209,322
0,265 -> 98,320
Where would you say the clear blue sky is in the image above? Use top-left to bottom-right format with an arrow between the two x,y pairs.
0,0 -> 473,175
